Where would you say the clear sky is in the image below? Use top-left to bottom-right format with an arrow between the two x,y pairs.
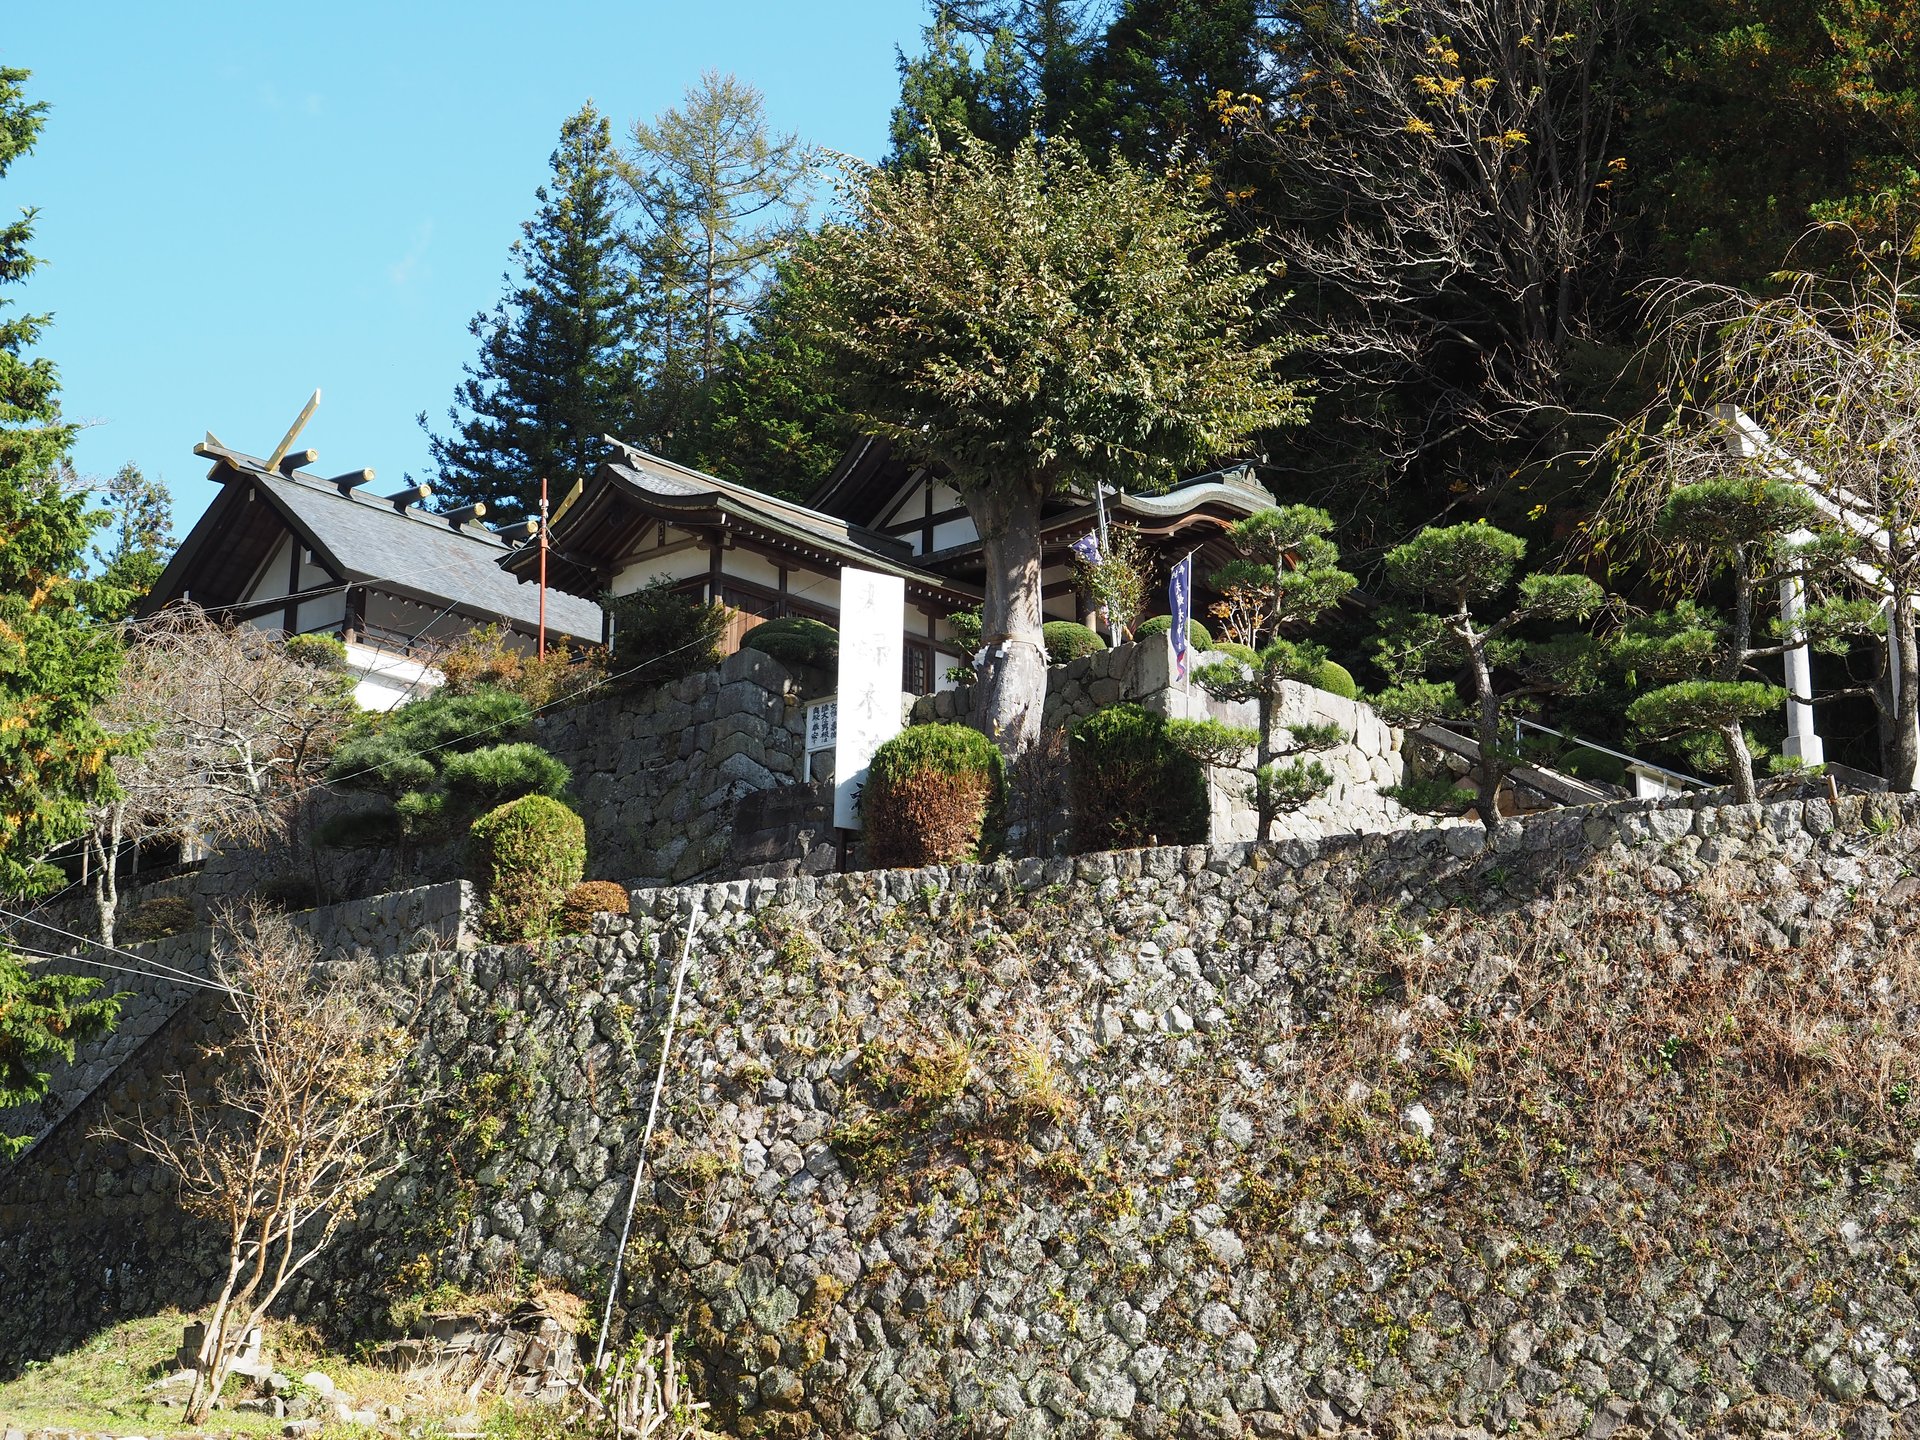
6,1 -> 925,537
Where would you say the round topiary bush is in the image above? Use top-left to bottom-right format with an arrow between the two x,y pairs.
469,794 -> 587,942
1041,620 -> 1107,665
864,723 -> 1004,867
741,617 -> 839,668
1313,660 -> 1358,699
1069,703 -> 1207,852
1135,614 -> 1214,651
557,879 -> 633,936
1213,641 -> 1259,666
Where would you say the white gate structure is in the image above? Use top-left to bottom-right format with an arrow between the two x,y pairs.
1717,404 -> 1919,776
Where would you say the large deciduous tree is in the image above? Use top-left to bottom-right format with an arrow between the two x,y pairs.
423,103 -> 645,521
795,133 -> 1308,755
1239,0 -> 1634,532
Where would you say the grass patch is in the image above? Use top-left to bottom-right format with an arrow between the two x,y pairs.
0,1311 -> 506,1436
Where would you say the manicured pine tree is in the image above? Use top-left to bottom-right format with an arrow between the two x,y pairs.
1617,476 -> 1878,803
422,103 -> 644,521
0,65 -> 122,1151
1372,522 -> 1604,833
1191,506 -> 1358,839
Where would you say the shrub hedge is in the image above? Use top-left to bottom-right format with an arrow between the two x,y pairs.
864,723 -> 1004,867
1041,621 -> 1106,664
1135,615 -> 1214,651
1069,703 -> 1207,851
469,794 -> 587,942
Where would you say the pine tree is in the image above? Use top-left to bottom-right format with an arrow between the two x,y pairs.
0,66 -> 122,1153
422,103 -> 644,520
0,67 -> 123,899
690,247 -> 850,498
91,461 -> 173,620
623,71 -> 813,454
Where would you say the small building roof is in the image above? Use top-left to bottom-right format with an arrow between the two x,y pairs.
144,440 -> 603,643
505,438 -> 981,609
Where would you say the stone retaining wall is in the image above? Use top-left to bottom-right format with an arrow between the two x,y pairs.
11,791 -> 1920,1440
916,640 -> 1423,847
0,880 -> 472,1167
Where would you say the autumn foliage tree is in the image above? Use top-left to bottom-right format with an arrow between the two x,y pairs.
796,133 -> 1308,756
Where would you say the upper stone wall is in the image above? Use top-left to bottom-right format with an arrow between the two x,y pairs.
10,790 -> 1920,1440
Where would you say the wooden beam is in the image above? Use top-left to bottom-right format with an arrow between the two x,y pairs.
329,468 -> 375,493
384,483 -> 431,511
263,388 -> 321,473
277,448 -> 318,475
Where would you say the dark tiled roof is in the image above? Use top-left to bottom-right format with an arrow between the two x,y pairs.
150,443 -> 601,642
506,438 -> 979,607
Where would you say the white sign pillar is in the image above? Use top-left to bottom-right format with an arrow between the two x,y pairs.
1778,557 -> 1823,765
833,567 -> 906,829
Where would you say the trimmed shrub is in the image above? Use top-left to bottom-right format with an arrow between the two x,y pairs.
469,794 -> 587,942
1213,641 -> 1258,666
741,617 -> 839,668
1135,614 -> 1214,651
1069,703 -> 1207,852
1312,660 -> 1358,699
1042,620 -> 1106,664
121,895 -> 196,943
864,723 -> 1004,867
557,879 -> 633,936
284,633 -> 348,670
604,578 -> 726,684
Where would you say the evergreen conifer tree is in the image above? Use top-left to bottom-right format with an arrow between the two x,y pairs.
422,103 -> 643,520
0,66 -> 122,1152
91,461 -> 173,620
623,71 -> 813,454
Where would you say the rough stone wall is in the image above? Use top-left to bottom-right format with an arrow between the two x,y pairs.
0,881 -> 472,1166
15,793 -> 1920,1440
533,648 -> 822,886
915,641 -> 1422,848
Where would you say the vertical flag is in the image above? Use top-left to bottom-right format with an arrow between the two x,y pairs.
1168,551 -> 1193,681
1070,532 -> 1102,565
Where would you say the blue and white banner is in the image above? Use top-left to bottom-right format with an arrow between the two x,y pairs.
1169,552 -> 1193,681
1070,532 -> 1101,565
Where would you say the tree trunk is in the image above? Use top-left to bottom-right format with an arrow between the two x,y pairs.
1255,674 -> 1282,844
1891,592 -> 1920,792
91,805 -> 125,950
1723,721 -> 1759,805
967,476 -> 1050,759
1464,627 -> 1502,835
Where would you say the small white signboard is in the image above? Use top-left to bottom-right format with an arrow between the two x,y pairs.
833,567 -> 906,829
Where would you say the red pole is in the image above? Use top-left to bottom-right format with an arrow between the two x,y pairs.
538,476 -> 549,660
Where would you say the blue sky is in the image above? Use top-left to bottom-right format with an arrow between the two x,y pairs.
6,1 -> 925,537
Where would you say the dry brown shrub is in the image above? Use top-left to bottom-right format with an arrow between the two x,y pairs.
867,768 -> 996,868
557,879 -> 633,935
